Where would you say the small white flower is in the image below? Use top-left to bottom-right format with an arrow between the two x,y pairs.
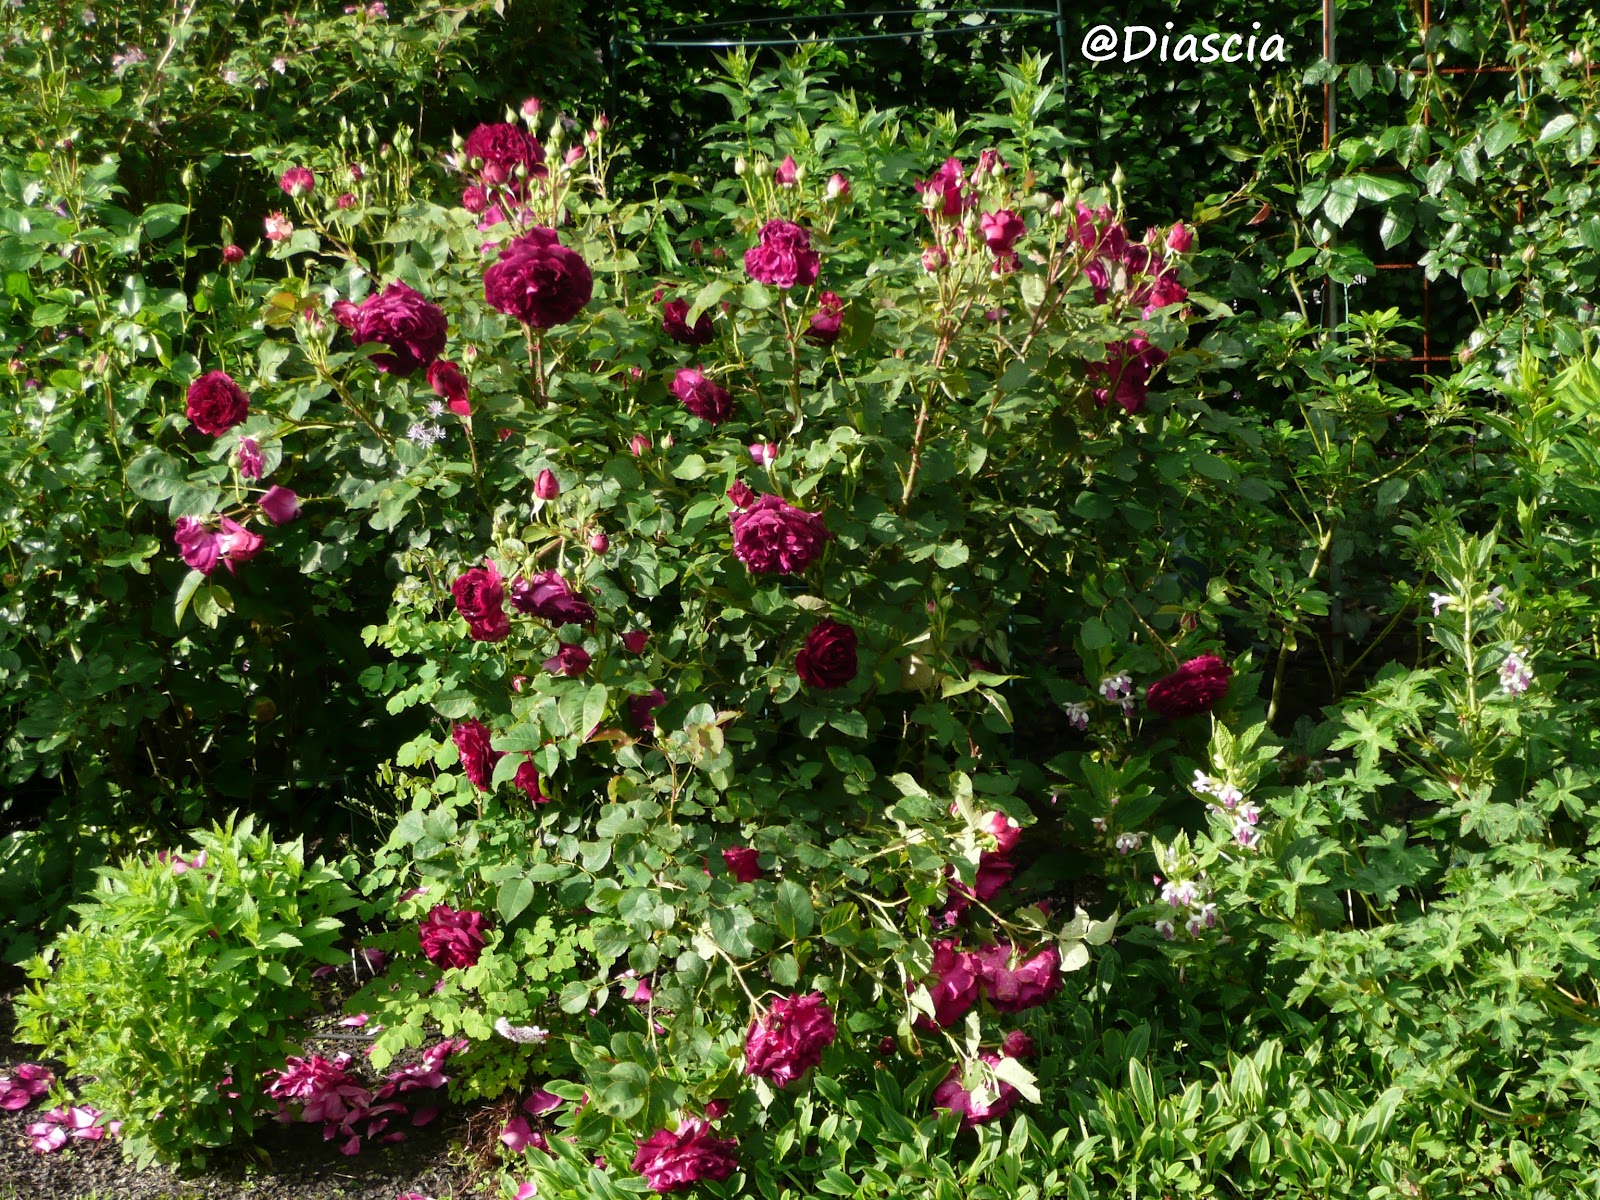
1174,880 -> 1199,907
1429,592 -> 1454,617
1099,673 -> 1132,702
1215,783 -> 1244,809
1487,585 -> 1506,612
1191,770 -> 1216,796
1154,919 -> 1176,941
271,56 -> 288,74
1233,820 -> 1261,849
406,422 -> 446,446
1197,902 -> 1218,929
1185,914 -> 1205,937
426,399 -> 445,417
1236,801 -> 1261,826
494,1018 -> 549,1045
1159,882 -> 1181,907
221,68 -> 240,84
1114,832 -> 1143,856
1499,651 -> 1533,696
1063,701 -> 1090,732
1091,816 -> 1107,832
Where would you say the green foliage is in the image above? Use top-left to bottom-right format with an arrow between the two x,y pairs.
13,815 -> 359,1166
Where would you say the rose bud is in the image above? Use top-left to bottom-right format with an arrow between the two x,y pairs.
589,531 -> 609,553
630,434 -> 650,456
222,243 -> 245,264
534,469 -> 561,500
825,173 -> 850,201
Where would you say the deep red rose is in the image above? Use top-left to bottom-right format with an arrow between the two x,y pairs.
331,300 -> 360,329
1001,1030 -> 1036,1058
1166,221 -> 1194,253
628,688 -> 667,733
730,493 -> 831,575
418,904 -> 489,970
796,619 -> 857,689
222,243 -> 245,264
971,943 -> 1062,1014
1087,335 -> 1167,415
916,157 -> 967,218
727,480 -> 756,510
621,629 -> 649,654
510,571 -> 594,626
802,291 -> 845,346
483,227 -> 593,329
464,122 -> 546,181
661,297 -> 714,346
918,938 -> 981,1030
186,370 -> 250,436
743,220 -> 820,289
1138,272 -> 1188,318
544,642 -> 590,676
671,368 -> 733,424
514,758 -> 551,804
428,361 -> 471,416
1145,654 -> 1232,717
350,281 -> 448,377
1075,201 -> 1128,259
279,166 -> 315,197
932,1052 -> 1021,1128
980,209 -> 1026,255
215,517 -> 263,573
743,992 -> 838,1089
259,485 -> 300,525
722,847 -> 761,882
631,1118 -> 738,1194
452,561 -> 509,642
452,718 -> 503,791
982,811 -> 1022,855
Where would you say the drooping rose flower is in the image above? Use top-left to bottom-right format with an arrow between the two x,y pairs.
513,758 -> 551,804
236,437 -> 264,480
259,485 -> 301,525
743,220 -> 820,289
483,227 -> 593,329
916,157 -> 967,218
215,517 -> 263,572
631,1117 -> 739,1194
932,1052 -> 1021,1128
1145,654 -> 1232,718
919,939 -> 981,1029
671,368 -> 733,424
1087,335 -> 1167,415
627,688 -> 667,733
971,943 -> 1062,1013
743,992 -> 838,1088
980,209 -> 1026,256
427,361 -> 471,416
186,370 -> 249,435
418,904 -> 489,970
279,166 -> 315,197
796,619 -> 857,689
729,493 -> 831,575
722,847 -> 761,882
802,291 -> 845,346
660,297 -> 714,346
173,517 -> 221,575
350,281 -> 448,377
510,571 -> 594,626
544,642 -> 590,676
452,561 -> 510,642
452,718 -> 503,790
1165,221 -> 1194,253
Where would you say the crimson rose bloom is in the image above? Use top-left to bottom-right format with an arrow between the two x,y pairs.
510,571 -> 594,626
418,904 -> 489,970
727,480 -> 756,510
464,122 -> 546,180
628,688 -> 667,733
1087,335 -> 1167,415
173,517 -> 221,576
1145,653 -> 1232,717
919,939 -> 981,1029
350,281 -> 448,377
483,228 -> 593,329
730,493 -> 831,575
428,361 -> 471,416
744,992 -> 838,1088
453,561 -> 510,642
452,718 -> 503,791
932,1052 -> 1021,1129
743,220 -> 820,289
514,758 -> 551,804
631,1118 -> 738,1194
971,943 -> 1062,1013
544,642 -> 590,676
980,209 -> 1026,255
661,297 -> 714,346
916,157 -> 968,217
796,619 -> 857,689
671,368 -> 732,424
802,291 -> 845,346
215,517 -> 263,572
722,847 -> 761,882
259,485 -> 300,526
186,370 -> 250,436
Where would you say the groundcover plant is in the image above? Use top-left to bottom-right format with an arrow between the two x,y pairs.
6,2 -> 1600,1199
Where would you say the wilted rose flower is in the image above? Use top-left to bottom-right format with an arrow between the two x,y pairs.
452,718 -> 502,790
627,688 -> 666,733
464,122 -> 546,181
980,209 -> 1026,256
544,642 -> 590,676
483,227 -> 593,328
919,939 -> 980,1029
977,148 -> 1008,176
279,166 -> 315,197
186,370 -> 249,435
418,904 -> 489,970
513,758 -> 550,804
1145,654 -> 1231,717
510,571 -> 594,626
1087,335 -> 1167,415
452,561 -> 510,642
802,291 -> 845,346
743,219 -> 820,289
0,1064 -> 55,1112
215,517 -> 263,572
744,992 -> 837,1088
660,297 -> 714,346
971,943 -> 1062,1013
427,361 -> 471,416
631,1117 -> 739,1194
932,1052 -> 1021,1128
796,619 -> 857,689
1075,201 -> 1127,258
235,437 -> 264,480
265,211 -> 293,241
259,485 -> 301,525
671,368 -> 733,424
222,243 -> 245,264
722,847 -> 761,882
730,493 -> 831,575
350,281 -> 448,377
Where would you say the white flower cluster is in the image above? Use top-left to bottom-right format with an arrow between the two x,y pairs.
1099,674 -> 1134,714
1499,650 -> 1533,696
1063,701 -> 1090,732
1155,875 -> 1217,940
406,422 -> 446,446
494,1017 -> 549,1045
1193,771 -> 1261,848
